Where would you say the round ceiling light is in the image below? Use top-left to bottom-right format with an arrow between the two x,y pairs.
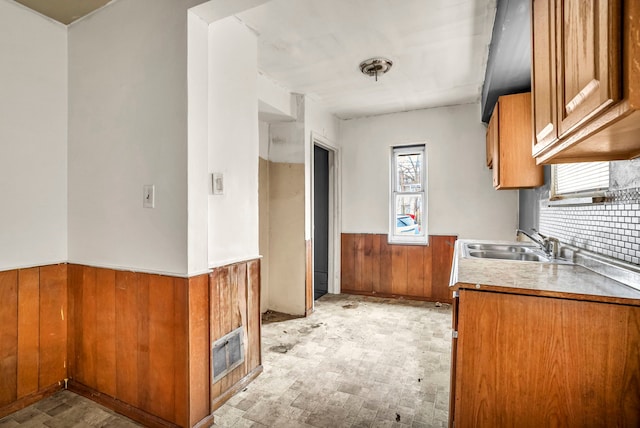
359,57 -> 393,81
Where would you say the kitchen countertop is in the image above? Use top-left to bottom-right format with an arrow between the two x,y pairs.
450,239 -> 640,306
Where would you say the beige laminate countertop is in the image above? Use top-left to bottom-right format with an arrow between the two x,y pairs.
450,239 -> 640,306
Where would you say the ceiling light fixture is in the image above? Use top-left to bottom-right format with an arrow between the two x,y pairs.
359,57 -> 393,82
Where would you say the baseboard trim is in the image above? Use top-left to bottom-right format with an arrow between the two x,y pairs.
341,289 -> 453,304
192,413 -> 216,428
210,365 -> 264,412
0,383 -> 63,419
67,381 -> 180,428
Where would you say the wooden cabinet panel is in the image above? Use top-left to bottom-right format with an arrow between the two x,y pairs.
531,0 -> 558,155
341,234 -> 455,303
532,0 -> 640,163
488,92 -> 543,189
556,0 -> 621,136
452,290 -> 640,427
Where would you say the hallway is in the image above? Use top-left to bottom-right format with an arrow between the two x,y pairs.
0,294 -> 452,428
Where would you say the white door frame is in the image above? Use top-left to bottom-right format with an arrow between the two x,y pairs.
311,132 -> 341,298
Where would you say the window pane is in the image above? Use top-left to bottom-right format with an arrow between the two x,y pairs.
396,152 -> 423,192
554,162 -> 609,195
395,194 -> 424,236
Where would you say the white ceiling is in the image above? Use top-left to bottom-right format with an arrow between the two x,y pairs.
14,0 -> 112,24
12,0 -> 497,120
238,0 -> 497,119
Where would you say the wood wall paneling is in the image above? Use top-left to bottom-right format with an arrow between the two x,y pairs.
17,268 -> 39,399
305,240 -> 313,315
188,275 -> 210,426
95,269 -> 116,397
114,270 -> 140,408
1,265 -> 68,418
341,234 -> 456,302
210,260 -> 262,412
38,264 -> 67,390
0,270 -> 18,407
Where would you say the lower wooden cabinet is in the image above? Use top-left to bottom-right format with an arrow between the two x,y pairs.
449,289 -> 640,427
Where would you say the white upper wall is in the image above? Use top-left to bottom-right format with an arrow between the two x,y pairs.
340,103 -> 518,240
304,97 -> 340,240
208,17 -> 260,266
0,0 -> 68,270
67,0 -> 202,275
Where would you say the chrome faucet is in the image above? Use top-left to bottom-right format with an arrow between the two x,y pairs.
516,229 -> 558,258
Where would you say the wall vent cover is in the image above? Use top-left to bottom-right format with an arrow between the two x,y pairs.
212,327 -> 244,383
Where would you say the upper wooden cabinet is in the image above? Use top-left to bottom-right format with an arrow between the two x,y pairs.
487,92 -> 543,189
532,0 -> 640,163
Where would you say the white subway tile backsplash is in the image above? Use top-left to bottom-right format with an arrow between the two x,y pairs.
540,187 -> 640,266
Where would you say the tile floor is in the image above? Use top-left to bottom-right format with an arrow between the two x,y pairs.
0,294 -> 452,428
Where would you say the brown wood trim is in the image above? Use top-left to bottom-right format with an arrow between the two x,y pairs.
305,239 -> 313,316
192,413 -> 216,428
210,365 -> 263,412
340,289 -> 452,304
68,381 -> 180,428
0,383 -> 63,419
454,282 -> 640,307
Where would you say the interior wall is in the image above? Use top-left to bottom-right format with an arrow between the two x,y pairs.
258,122 -> 270,313
67,0 -> 202,276
339,103 -> 518,240
267,99 -> 306,315
207,17 -> 259,267
187,9 -> 210,276
0,1 -> 68,271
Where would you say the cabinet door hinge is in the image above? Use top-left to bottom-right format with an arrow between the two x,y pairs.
452,330 -> 458,339
452,291 -> 459,298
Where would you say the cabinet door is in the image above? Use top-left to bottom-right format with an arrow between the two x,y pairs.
556,0 -> 621,136
485,113 -> 496,169
489,102 -> 499,187
531,0 -> 558,156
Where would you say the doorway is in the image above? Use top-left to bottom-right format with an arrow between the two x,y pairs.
313,145 -> 329,300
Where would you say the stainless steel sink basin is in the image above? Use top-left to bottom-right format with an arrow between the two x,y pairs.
465,243 -> 535,253
467,250 -> 550,262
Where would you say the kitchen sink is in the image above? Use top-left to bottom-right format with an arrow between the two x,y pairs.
465,243 -> 535,253
467,250 -> 550,262
462,241 -> 573,264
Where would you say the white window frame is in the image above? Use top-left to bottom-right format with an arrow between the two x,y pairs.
550,162 -> 610,204
389,144 -> 428,245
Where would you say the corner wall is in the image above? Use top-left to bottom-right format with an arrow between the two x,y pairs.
67,0 -> 202,276
339,103 -> 518,240
0,1 -> 68,271
207,17 -> 259,267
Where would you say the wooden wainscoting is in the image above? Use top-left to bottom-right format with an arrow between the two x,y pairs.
67,266 -> 211,428
341,234 -> 456,303
305,239 -> 313,316
0,265 -> 67,419
209,259 -> 262,412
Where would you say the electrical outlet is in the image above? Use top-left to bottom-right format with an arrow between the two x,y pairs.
143,185 -> 155,208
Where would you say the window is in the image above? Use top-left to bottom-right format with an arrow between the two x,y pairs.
389,145 -> 427,244
551,162 -> 610,200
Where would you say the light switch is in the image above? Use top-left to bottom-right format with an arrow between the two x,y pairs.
143,185 -> 155,208
213,173 -> 224,195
